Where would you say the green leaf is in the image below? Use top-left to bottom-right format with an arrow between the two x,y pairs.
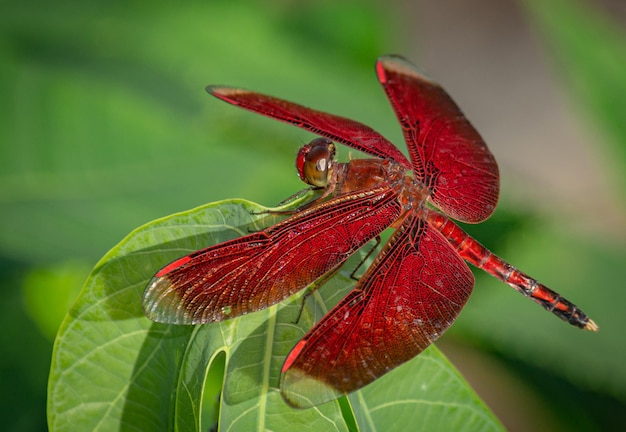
48,199 -> 503,431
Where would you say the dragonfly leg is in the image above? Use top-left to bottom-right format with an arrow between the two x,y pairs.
348,236 -> 381,281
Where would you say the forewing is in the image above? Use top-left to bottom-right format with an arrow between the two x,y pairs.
280,214 -> 474,408
207,86 -> 411,168
376,55 -> 500,223
143,186 -> 403,324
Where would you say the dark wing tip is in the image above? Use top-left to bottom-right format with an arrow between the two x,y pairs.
142,275 -> 193,325
205,85 -> 251,102
376,54 -> 435,86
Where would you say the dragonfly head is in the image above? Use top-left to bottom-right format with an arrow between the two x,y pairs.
296,138 -> 336,188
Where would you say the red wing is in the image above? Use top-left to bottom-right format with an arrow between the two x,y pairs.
376,55 -> 500,223
207,86 -> 411,169
143,186 -> 403,324
280,214 -> 474,408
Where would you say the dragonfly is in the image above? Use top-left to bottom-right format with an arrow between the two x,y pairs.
143,55 -> 598,409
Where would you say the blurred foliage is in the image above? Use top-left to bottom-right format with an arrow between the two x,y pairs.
523,0 -> 626,186
22,261 -> 89,339
0,259 -> 49,431
454,1 -> 626,430
456,0 -> 626,430
0,0 -> 624,430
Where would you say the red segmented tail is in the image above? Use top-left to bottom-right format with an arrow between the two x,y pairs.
426,210 -> 598,331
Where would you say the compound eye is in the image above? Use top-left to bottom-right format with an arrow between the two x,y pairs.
295,138 -> 336,187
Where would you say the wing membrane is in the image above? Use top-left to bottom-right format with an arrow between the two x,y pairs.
280,214 -> 474,408
207,86 -> 411,168
143,186 -> 403,324
376,55 -> 499,223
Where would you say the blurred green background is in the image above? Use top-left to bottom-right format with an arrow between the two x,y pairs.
2,0 -> 625,430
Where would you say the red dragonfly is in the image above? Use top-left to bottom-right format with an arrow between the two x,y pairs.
143,55 -> 598,408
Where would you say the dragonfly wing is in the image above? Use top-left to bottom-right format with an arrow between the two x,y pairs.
207,86 -> 411,168
280,214 -> 474,408
143,186 -> 403,324
376,55 -> 499,223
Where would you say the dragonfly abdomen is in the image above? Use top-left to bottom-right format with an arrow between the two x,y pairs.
426,210 -> 598,331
